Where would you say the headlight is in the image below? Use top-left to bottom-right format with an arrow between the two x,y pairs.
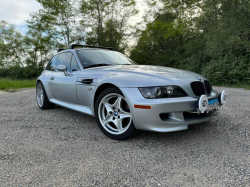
138,86 -> 188,99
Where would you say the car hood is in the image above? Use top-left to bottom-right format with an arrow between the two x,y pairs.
79,65 -> 207,88
107,65 -> 203,80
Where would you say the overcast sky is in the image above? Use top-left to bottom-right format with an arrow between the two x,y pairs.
0,0 -> 146,35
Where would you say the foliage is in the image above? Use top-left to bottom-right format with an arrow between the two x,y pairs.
0,66 -> 43,79
80,0 -> 138,52
0,21 -> 26,67
0,20 -> 54,69
0,79 -> 36,90
0,0 -> 249,85
245,85 -> 250,90
27,0 -> 82,48
130,0 -> 250,85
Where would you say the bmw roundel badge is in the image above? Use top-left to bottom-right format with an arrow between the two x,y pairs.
196,77 -> 201,81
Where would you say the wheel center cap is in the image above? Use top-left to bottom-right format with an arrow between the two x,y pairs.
114,111 -> 118,116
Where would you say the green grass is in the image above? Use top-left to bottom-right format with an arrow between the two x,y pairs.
214,84 -> 250,90
0,78 -> 249,91
245,85 -> 250,90
0,79 -> 36,90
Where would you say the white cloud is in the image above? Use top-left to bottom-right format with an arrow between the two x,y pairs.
0,0 -> 146,26
0,0 -> 146,36
0,0 -> 41,25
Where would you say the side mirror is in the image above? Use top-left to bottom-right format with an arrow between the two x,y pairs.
56,65 -> 68,76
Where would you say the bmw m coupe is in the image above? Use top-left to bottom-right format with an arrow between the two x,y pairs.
36,44 -> 227,140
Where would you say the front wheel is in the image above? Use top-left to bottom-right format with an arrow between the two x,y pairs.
36,82 -> 54,109
94,87 -> 137,140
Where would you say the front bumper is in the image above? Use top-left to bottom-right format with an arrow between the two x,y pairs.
121,88 -> 218,132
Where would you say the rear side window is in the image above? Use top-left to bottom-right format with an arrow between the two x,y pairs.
57,53 -> 71,71
70,55 -> 80,71
46,55 -> 58,71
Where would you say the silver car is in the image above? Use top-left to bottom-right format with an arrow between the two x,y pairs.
36,44 -> 227,140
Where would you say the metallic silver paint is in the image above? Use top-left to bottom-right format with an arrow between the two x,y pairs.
48,71 -> 80,104
37,49 -> 221,132
120,87 -> 216,132
50,98 -> 93,115
56,65 -> 69,76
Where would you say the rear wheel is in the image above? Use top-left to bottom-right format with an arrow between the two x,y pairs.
36,82 -> 54,109
95,87 -> 137,140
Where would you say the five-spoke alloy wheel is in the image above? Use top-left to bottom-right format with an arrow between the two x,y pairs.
95,87 -> 137,140
37,84 -> 44,107
36,82 -> 54,109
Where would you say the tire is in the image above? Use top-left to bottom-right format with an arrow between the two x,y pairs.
94,87 -> 138,140
36,82 -> 55,109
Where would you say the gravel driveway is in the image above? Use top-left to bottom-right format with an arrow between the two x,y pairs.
0,87 -> 250,186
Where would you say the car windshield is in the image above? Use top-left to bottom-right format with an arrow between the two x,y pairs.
77,49 -> 136,68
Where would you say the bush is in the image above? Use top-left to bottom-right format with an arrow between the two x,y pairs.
201,55 -> 250,85
0,66 -> 43,79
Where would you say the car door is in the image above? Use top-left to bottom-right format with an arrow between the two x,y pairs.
49,52 -> 80,104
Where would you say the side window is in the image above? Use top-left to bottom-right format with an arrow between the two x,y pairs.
57,53 -> 71,72
70,55 -> 80,72
46,55 -> 58,71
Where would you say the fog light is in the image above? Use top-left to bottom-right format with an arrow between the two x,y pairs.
218,90 -> 227,106
198,95 -> 208,113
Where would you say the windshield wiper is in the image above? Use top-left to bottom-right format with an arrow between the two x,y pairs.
84,64 -> 112,69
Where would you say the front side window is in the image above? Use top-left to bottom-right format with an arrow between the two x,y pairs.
46,55 -> 58,71
57,53 -> 71,72
70,55 -> 80,72
77,49 -> 136,68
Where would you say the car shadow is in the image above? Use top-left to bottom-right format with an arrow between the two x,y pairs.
43,105 -> 214,144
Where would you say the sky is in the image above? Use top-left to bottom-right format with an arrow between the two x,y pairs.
0,0 -> 146,35
0,0 -> 41,34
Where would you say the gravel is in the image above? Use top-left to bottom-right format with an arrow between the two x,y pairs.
0,87 -> 250,186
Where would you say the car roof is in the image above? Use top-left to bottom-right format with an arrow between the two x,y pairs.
57,48 -> 113,54
57,44 -> 115,53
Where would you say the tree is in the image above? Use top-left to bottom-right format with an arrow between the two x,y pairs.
130,0 -> 250,85
199,0 -> 250,84
0,20 -> 25,68
80,0 -> 138,51
27,0 -> 84,48
22,29 -> 55,68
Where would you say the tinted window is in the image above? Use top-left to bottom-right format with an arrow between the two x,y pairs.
46,55 -> 58,71
77,50 -> 136,68
57,53 -> 71,72
70,55 -> 80,71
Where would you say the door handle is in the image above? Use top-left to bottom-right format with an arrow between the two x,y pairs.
81,79 -> 93,84
76,78 -> 93,85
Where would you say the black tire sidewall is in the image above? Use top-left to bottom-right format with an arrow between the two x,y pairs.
36,82 -> 54,109
94,87 -> 137,140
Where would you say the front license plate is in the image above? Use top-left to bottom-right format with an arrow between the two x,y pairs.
207,98 -> 218,112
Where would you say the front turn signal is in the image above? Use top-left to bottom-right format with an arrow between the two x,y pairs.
134,105 -> 151,109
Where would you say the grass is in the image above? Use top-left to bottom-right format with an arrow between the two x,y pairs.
214,84 -> 250,90
0,79 -> 36,90
0,78 -> 249,91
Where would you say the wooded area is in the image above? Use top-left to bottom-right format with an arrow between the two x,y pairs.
0,0 -> 249,85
